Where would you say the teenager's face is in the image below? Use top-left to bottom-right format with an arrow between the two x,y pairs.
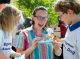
33,10 -> 48,30
57,11 -> 72,25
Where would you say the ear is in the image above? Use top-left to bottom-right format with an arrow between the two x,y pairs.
67,9 -> 74,15
32,16 -> 34,21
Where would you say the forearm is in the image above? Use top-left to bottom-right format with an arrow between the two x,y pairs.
16,46 -> 36,58
54,47 -> 62,56
20,46 -> 35,57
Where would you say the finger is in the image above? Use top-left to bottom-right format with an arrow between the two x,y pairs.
34,37 -> 41,41
35,41 -> 39,46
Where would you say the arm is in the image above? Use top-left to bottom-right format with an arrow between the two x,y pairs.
50,34 -> 65,44
0,52 -> 7,59
16,32 -> 40,57
18,45 -> 36,57
17,38 -> 40,57
53,41 -> 62,56
54,46 -> 62,56
10,49 -> 21,57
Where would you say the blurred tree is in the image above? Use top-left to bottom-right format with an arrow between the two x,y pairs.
11,0 -> 58,26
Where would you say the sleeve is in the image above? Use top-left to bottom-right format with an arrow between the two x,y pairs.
16,32 -> 24,49
0,31 -> 3,52
0,35 -> 2,48
76,33 -> 80,58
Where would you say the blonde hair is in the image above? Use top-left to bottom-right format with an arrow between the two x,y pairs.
0,4 -> 21,32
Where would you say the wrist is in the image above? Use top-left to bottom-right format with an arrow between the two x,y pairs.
31,45 -> 36,49
54,46 -> 61,51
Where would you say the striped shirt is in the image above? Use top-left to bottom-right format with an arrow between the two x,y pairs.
17,27 -> 54,59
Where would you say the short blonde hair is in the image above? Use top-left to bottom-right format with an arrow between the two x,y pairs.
0,4 -> 21,32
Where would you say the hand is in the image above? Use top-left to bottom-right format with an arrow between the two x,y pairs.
32,37 -> 41,48
11,52 -> 21,57
45,34 -> 51,39
53,40 -> 62,50
14,52 -> 21,57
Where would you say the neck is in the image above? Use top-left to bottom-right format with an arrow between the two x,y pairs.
33,26 -> 43,37
71,16 -> 80,25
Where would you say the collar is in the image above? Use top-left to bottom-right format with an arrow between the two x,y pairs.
69,22 -> 80,31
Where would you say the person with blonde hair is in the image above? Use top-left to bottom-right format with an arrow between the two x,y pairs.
0,5 -> 21,59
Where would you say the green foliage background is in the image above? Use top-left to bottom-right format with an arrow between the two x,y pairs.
11,0 -> 58,26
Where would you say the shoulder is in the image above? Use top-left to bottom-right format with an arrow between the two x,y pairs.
74,27 -> 80,41
75,27 -> 80,34
18,26 -> 33,37
21,26 -> 33,33
0,29 -> 4,46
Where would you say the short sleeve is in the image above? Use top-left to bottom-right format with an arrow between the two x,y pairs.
16,32 -> 24,49
0,30 -> 3,51
0,34 -> 2,47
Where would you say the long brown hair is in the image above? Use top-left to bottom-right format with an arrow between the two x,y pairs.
0,4 -> 21,32
54,0 -> 80,14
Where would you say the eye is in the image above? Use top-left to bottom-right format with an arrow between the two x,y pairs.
35,16 -> 48,20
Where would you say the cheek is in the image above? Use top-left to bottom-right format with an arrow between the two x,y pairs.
63,19 -> 69,25
42,20 -> 47,26
44,20 -> 47,24
33,19 -> 38,24
61,16 -> 67,22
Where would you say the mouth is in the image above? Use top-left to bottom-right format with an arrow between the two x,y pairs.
38,23 -> 43,27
